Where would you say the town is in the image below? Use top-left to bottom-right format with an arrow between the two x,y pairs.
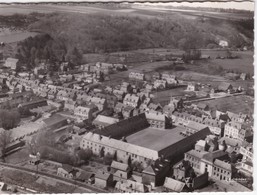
0,2 -> 254,194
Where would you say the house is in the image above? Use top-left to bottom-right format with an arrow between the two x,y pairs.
202,117 -> 225,136
145,84 -> 154,92
76,171 -> 95,184
224,122 -> 252,142
148,103 -> 162,111
94,171 -> 113,189
129,72 -> 145,81
218,82 -> 233,93
212,159 -> 233,182
123,94 -> 140,108
145,111 -> 171,129
186,82 -> 199,91
172,161 -> 209,190
122,105 -> 134,119
227,111 -> 249,123
163,177 -> 187,192
120,82 -> 132,93
4,58 -> 19,70
115,180 -> 149,193
29,157 -> 40,166
163,105 -> 176,117
93,115 -> 119,129
240,73 -> 249,80
95,93 -> 118,109
57,164 -> 77,179
74,104 -> 98,121
173,160 -> 192,181
142,158 -> 171,187
152,72 -> 161,80
238,161 -> 253,177
197,103 -> 209,111
184,149 -> 232,181
161,74 -> 178,85
56,90 -> 76,102
114,102 -> 125,115
0,182 -> 7,192
64,99 -> 77,111
86,96 -> 107,111
113,89 -> 125,101
111,161 -> 131,180
153,80 -> 167,89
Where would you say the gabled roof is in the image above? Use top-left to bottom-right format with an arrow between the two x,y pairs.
93,115 -> 119,127
218,82 -> 232,91
195,140 -> 207,148
111,161 -> 129,171
76,171 -> 94,181
145,110 -> 167,122
115,180 -> 147,193
148,103 -> 162,110
163,105 -> 175,115
186,149 -> 209,159
124,94 -> 139,103
43,114 -> 67,127
186,121 -> 208,131
197,103 -> 208,110
202,150 -> 227,163
83,132 -> 159,160
95,171 -> 111,180
62,164 -> 73,173
164,177 -> 186,192
213,159 -> 232,171
142,165 -> 156,175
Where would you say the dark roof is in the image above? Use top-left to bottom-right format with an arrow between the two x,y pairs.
76,171 -> 94,181
43,114 -> 67,127
62,164 -> 73,173
218,82 -> 232,91
202,150 -> 227,163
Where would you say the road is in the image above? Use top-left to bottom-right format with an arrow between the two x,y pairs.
0,162 -> 107,193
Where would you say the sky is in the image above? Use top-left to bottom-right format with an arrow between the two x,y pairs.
149,2 -> 255,11
0,1 -> 254,11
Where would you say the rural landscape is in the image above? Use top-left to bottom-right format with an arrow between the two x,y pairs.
0,2 -> 254,193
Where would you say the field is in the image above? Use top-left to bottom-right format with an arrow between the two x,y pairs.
199,95 -> 254,115
0,28 -> 39,43
200,50 -> 254,74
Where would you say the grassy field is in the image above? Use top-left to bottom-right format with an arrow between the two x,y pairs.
200,95 -> 254,115
0,29 -> 39,43
200,50 -> 254,74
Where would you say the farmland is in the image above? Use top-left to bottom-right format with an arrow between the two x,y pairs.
198,95 -> 254,116
0,29 -> 38,43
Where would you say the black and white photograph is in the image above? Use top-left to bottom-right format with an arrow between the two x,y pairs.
0,0 -> 254,193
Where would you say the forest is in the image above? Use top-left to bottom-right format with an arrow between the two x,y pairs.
27,12 -> 253,54
5,10 -> 253,71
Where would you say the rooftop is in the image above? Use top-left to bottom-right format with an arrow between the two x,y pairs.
126,126 -> 187,151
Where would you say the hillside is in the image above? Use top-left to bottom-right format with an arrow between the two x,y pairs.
27,11 -> 253,54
